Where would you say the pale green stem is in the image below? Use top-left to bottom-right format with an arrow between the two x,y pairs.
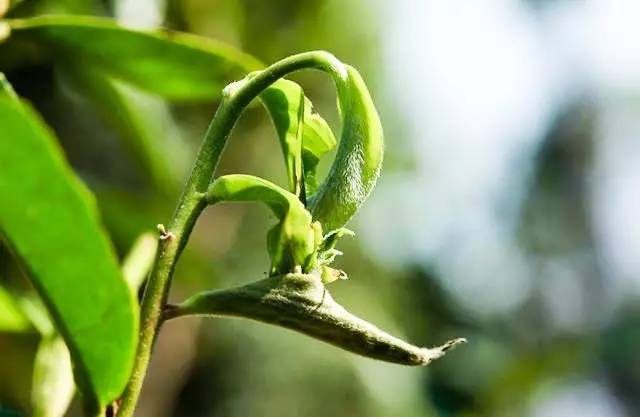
117,51 -> 346,417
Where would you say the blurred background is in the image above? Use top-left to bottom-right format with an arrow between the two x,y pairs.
1,0 -> 640,416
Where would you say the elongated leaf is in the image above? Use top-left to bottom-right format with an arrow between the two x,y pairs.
260,79 -> 336,198
26,233 -> 155,417
6,15 -> 263,100
260,79 -> 305,196
0,96 -> 137,411
309,65 -> 384,231
301,99 -> 336,195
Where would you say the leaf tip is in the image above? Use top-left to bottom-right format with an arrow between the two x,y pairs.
416,337 -> 467,366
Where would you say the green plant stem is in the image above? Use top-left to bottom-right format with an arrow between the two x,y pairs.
117,51 -> 346,417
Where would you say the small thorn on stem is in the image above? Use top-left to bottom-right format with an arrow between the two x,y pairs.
157,224 -> 175,241
107,399 -> 120,417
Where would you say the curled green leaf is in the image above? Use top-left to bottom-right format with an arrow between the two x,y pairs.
318,227 -> 354,255
260,78 -> 336,199
301,101 -> 336,196
206,174 -> 322,275
259,79 -> 305,196
167,272 -> 465,366
309,65 -> 384,231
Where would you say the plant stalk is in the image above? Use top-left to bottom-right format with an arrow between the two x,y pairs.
117,51 -> 346,417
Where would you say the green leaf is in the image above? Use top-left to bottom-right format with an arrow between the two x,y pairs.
0,95 -> 137,411
22,231 -> 155,417
31,335 -> 74,417
260,79 -> 305,197
260,78 -> 336,198
58,64 -> 185,191
7,15 -> 263,100
315,227 -> 355,284
121,232 -> 158,292
309,65 -> 384,231
0,285 -> 31,332
206,174 -> 322,275
301,98 -> 336,195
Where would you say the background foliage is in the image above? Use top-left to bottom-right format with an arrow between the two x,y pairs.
1,0 -> 639,416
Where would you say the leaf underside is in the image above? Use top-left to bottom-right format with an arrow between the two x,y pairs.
7,15 -> 264,100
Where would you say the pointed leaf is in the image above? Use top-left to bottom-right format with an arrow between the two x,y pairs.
301,99 -> 336,195
0,94 -> 137,411
7,15 -> 263,100
260,79 -> 336,198
260,79 -> 305,196
309,65 -> 384,231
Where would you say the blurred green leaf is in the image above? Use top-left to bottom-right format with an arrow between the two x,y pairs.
30,335 -> 74,417
260,78 -> 336,199
17,297 -> 55,336
7,15 -> 263,100
0,94 -> 137,411
121,232 -> 158,292
59,64 -> 184,190
0,285 -> 31,332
